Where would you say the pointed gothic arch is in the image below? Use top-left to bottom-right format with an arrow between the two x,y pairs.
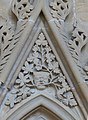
0,0 -> 88,120
2,95 -> 76,120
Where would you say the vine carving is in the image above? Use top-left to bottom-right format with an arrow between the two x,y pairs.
5,32 -> 77,108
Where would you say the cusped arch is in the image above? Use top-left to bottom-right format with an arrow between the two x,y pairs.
3,94 -> 76,120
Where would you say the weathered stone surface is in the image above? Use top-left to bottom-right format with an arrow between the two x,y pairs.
0,0 -> 88,120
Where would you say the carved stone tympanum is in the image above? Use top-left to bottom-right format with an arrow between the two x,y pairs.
5,32 -> 77,108
0,0 -> 88,120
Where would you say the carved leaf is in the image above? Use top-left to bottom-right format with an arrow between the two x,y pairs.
33,45 -> 40,52
46,52 -> 55,63
18,86 -> 31,99
52,62 -> 60,74
5,94 -> 17,108
22,61 -> 33,73
36,33 -> 47,46
50,0 -> 71,20
66,92 -> 77,106
16,72 -> 29,87
12,0 -> 33,20
5,31 -> 77,108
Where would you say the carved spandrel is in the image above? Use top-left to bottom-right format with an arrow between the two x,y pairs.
5,32 -> 77,109
0,0 -> 34,84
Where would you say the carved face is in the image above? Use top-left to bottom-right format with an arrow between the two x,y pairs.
33,72 -> 49,90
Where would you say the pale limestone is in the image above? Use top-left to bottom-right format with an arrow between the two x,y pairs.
0,0 -> 88,120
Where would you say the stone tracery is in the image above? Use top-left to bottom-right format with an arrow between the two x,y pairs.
49,0 -> 71,29
50,0 -> 88,85
0,0 -> 87,120
0,0 -> 34,82
50,0 -> 71,20
11,0 -> 34,20
68,22 -> 88,85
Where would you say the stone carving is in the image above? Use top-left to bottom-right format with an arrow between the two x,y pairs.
68,25 -> 88,63
5,32 -> 77,108
12,0 -> 34,20
0,0 -> 33,78
50,0 -> 88,85
50,0 -> 71,28
50,0 -> 71,20
0,20 -> 14,73
68,22 -> 88,84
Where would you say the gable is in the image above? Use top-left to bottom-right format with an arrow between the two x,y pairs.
0,0 -> 88,120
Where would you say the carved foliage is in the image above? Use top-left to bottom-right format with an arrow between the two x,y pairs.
50,0 -> 71,20
12,0 -> 34,20
68,24 -> 88,84
5,32 -> 77,108
49,0 -> 71,30
68,26 -> 87,62
0,0 -> 34,76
